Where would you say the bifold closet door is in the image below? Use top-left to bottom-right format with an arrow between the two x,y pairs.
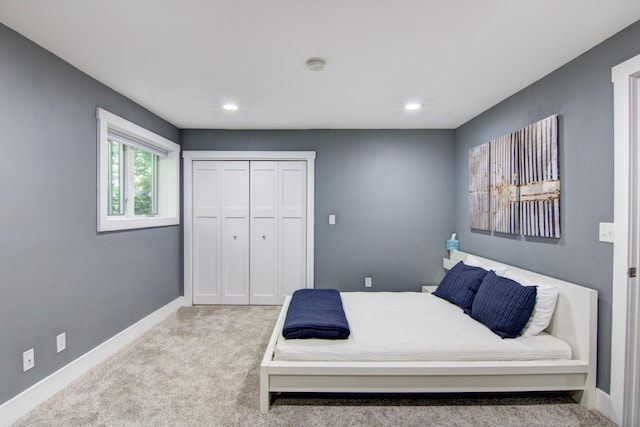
192,161 -> 249,305
250,161 -> 307,304
250,162 -> 278,304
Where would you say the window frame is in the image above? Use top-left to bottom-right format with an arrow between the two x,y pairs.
97,107 -> 180,232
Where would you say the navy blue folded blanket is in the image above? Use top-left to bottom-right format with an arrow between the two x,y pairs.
282,289 -> 350,339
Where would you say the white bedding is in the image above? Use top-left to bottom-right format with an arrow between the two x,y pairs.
274,292 -> 572,362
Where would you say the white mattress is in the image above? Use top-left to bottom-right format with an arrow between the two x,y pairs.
274,292 -> 572,362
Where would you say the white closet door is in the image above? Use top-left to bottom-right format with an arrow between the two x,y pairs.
192,161 -> 222,304
192,161 -> 249,305
220,162 -> 250,304
279,161 -> 307,299
250,162 -> 279,304
250,161 -> 307,304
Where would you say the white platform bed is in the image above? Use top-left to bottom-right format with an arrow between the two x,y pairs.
259,251 -> 597,412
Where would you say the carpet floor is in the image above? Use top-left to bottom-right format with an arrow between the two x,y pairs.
15,306 -> 614,426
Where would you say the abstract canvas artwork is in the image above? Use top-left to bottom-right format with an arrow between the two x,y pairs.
468,142 -> 490,231
468,114 -> 560,238
490,132 -> 520,235
520,116 -> 560,238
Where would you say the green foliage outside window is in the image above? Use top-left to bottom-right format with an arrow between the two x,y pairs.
107,140 -> 157,216
133,148 -> 156,215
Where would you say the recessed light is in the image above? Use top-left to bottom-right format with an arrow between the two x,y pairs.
404,103 -> 422,111
222,103 -> 239,111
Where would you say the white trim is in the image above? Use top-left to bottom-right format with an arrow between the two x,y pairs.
611,53 -> 640,427
0,297 -> 184,427
96,108 -> 181,232
183,151 -> 316,161
596,388 -> 616,423
182,151 -> 316,306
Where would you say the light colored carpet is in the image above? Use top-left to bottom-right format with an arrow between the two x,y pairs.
15,306 -> 614,426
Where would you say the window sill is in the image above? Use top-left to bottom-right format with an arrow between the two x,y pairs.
98,215 -> 179,232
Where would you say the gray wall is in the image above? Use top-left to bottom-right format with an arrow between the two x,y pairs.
181,129 -> 456,291
454,20 -> 640,393
0,24 -> 182,404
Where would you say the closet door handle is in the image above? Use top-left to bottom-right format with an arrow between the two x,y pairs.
233,235 -> 238,240
262,235 -> 266,240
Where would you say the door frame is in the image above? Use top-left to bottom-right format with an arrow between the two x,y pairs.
611,53 -> 640,426
183,151 -> 316,306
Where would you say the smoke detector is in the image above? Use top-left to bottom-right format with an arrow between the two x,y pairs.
306,57 -> 326,72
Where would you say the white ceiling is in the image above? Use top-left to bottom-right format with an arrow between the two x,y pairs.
1,1 -> 639,130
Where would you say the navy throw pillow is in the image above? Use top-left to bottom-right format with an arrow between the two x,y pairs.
433,261 -> 488,311
468,271 -> 537,339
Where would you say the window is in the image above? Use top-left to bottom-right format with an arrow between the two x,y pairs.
97,108 -> 180,232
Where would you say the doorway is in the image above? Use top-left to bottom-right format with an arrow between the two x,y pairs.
612,53 -> 640,426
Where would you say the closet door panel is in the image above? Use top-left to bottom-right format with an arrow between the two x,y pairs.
280,217 -> 306,298
220,217 -> 249,304
222,165 -> 250,217
279,161 -> 307,298
193,168 -> 220,217
220,162 -> 249,304
250,161 -> 279,304
193,218 -> 220,303
250,218 -> 278,304
280,163 -> 306,218
192,162 -> 221,304
251,162 -> 278,217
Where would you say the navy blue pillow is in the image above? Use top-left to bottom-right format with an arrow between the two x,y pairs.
468,271 -> 537,339
433,261 -> 488,311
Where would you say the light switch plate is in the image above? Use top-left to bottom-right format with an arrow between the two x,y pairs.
329,214 -> 336,225
599,222 -> 615,243
57,332 -> 66,353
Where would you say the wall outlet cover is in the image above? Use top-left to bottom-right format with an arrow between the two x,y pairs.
23,348 -> 35,372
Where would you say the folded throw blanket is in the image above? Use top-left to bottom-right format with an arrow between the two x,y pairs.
282,289 -> 350,339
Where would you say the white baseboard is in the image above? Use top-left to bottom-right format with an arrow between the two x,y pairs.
596,388 -> 619,425
0,296 -> 184,427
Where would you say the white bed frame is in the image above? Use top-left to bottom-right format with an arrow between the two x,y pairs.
259,250 -> 597,412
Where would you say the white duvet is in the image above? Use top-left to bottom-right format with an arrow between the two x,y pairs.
274,292 -> 572,362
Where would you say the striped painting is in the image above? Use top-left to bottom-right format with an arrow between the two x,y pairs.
490,132 -> 520,234
468,142 -> 490,230
520,115 -> 560,238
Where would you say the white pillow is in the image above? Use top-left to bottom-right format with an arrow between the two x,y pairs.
501,272 -> 559,337
463,254 -> 507,276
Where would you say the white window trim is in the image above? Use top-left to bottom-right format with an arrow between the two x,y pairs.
97,108 -> 180,232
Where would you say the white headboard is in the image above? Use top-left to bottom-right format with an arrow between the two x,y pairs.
443,250 -> 597,371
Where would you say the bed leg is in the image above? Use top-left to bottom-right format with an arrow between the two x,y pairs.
260,366 -> 270,413
571,369 -> 596,409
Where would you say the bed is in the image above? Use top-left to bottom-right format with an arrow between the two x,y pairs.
259,251 -> 597,412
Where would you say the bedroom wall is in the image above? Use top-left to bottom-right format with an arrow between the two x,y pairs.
181,129 -> 455,292
454,20 -> 640,393
0,24 -> 182,404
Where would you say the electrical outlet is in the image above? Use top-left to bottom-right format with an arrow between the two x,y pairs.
57,332 -> 66,353
365,277 -> 372,288
23,348 -> 35,372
